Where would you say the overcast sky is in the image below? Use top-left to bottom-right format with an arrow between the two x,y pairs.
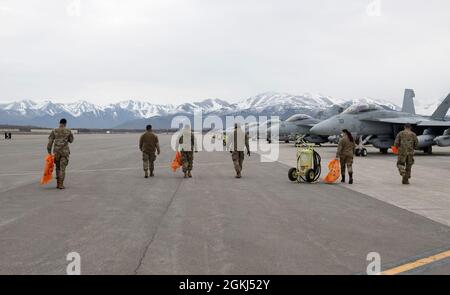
1,0 -> 450,105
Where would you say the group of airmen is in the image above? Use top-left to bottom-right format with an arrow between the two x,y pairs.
139,123 -> 250,179
46,119 -> 251,189
46,118 -> 417,189
335,123 -> 418,185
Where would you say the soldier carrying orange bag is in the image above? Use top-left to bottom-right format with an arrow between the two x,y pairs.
47,118 -> 74,189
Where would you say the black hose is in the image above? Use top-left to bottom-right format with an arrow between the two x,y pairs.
312,150 -> 321,182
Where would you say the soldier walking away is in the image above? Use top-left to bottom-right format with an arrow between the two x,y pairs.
139,125 -> 160,178
228,123 -> 250,178
47,118 -> 74,189
176,125 -> 197,178
336,129 -> 356,184
394,123 -> 419,185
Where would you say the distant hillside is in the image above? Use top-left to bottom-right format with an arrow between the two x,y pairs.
0,92 -> 403,129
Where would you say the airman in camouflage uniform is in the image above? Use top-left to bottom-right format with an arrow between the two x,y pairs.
47,118 -> 74,189
176,125 -> 197,178
394,124 -> 418,184
228,123 -> 250,178
139,125 -> 160,178
336,129 -> 356,184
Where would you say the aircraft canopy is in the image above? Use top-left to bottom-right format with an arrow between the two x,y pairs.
286,114 -> 312,122
343,103 -> 383,114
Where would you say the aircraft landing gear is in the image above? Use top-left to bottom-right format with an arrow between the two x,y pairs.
361,148 -> 368,157
354,135 -> 370,157
355,147 -> 368,157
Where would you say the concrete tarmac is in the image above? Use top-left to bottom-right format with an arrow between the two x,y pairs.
264,142 -> 450,226
0,134 -> 449,274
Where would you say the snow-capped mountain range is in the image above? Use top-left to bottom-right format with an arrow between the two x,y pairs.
0,92 -> 403,129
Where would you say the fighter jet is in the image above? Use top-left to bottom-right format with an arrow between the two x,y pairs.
310,92 -> 450,155
267,114 -> 328,144
267,89 -> 418,145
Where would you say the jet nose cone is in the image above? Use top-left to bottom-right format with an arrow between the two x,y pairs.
311,118 -> 340,135
310,122 -> 328,135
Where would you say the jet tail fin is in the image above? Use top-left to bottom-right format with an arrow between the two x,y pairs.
401,89 -> 416,114
431,93 -> 450,120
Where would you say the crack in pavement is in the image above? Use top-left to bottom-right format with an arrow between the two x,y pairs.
132,176 -> 184,275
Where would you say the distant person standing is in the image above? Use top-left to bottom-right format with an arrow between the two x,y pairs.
47,118 -> 74,189
8,132 -> 12,140
139,125 -> 160,178
227,123 -> 250,178
4,132 -> 7,140
336,129 -> 356,184
394,123 -> 418,185
176,125 -> 197,178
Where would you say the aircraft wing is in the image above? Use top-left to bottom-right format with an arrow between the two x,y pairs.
361,117 -> 450,127
361,117 -> 423,124
417,121 -> 450,127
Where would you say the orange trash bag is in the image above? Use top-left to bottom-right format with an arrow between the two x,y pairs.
323,158 -> 341,184
40,154 -> 55,185
391,146 -> 398,155
171,151 -> 183,172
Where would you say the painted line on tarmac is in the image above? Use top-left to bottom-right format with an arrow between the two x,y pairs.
381,249 -> 450,275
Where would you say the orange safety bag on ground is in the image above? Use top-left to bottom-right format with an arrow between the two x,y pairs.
323,158 -> 341,184
40,154 -> 55,185
171,151 -> 183,172
391,146 -> 398,155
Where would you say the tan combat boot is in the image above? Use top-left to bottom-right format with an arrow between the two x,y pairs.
144,170 -> 149,178
150,170 -> 154,177
188,171 -> 192,178
59,180 -> 65,190
236,171 -> 241,178
56,178 -> 61,189
184,172 -> 188,178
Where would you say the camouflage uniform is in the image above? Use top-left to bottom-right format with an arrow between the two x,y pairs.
177,131 -> 197,175
181,151 -> 194,172
139,131 -> 160,177
47,127 -> 74,188
229,130 -> 250,177
394,129 -> 418,184
337,136 -> 355,181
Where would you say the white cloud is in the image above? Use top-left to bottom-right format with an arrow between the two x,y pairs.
0,0 -> 449,105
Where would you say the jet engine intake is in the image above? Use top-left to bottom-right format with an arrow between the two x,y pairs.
370,137 -> 394,149
417,134 -> 436,149
303,135 -> 328,144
